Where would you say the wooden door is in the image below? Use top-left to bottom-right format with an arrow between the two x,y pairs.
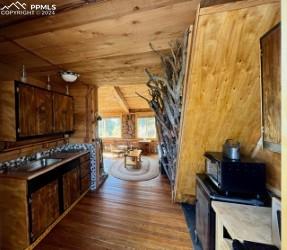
35,88 -> 53,135
17,84 -> 37,137
63,167 -> 80,210
53,94 -> 74,133
30,180 -> 59,241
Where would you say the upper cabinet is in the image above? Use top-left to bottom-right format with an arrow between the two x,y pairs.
0,81 -> 74,141
53,93 -> 74,133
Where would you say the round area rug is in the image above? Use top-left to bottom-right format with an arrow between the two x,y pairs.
108,156 -> 159,181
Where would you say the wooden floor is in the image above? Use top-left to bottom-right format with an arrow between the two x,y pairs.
35,174 -> 193,250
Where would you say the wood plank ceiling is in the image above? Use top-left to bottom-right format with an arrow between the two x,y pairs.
0,0 -> 199,86
98,84 -> 151,113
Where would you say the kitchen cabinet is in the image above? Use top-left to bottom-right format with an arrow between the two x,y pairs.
79,153 -> 91,193
18,84 -> 54,137
196,177 -> 212,250
18,84 -> 37,137
0,152 -> 90,250
0,81 -> 74,141
63,165 -> 81,210
30,180 -> 60,241
53,93 -> 74,133
35,88 -> 53,135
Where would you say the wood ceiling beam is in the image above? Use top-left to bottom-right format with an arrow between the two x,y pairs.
113,86 -> 130,113
0,0 -> 193,40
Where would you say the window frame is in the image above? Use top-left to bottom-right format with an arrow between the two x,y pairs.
98,116 -> 122,139
136,116 -> 157,140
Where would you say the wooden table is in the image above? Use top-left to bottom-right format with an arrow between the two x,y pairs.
212,201 -> 272,250
124,150 -> 142,169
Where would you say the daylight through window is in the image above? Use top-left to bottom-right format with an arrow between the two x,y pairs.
98,117 -> 121,138
137,117 -> 157,139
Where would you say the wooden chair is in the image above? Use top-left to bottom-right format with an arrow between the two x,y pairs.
124,149 -> 142,169
110,144 -> 125,158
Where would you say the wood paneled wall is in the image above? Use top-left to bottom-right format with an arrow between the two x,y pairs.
175,0 -> 280,202
281,1 -> 286,247
69,83 -> 98,143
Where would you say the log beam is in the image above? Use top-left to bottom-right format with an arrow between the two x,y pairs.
113,86 -> 129,113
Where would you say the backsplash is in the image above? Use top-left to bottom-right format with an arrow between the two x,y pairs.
0,143 -> 98,190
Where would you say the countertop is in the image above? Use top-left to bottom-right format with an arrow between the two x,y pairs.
0,151 -> 88,180
212,201 -> 272,245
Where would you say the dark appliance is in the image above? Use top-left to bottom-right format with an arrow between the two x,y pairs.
204,152 -> 266,196
195,174 -> 269,250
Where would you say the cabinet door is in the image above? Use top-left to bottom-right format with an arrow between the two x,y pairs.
63,167 -> 80,210
53,94 -> 74,133
196,184 -> 210,250
18,84 -> 37,137
35,88 -> 53,135
30,180 -> 59,241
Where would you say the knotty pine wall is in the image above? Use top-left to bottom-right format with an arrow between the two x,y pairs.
69,83 -> 98,144
175,0 -> 280,202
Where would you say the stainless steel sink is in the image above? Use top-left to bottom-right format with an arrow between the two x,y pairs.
26,158 -> 62,172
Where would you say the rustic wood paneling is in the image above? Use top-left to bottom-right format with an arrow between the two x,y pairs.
98,85 -> 150,114
175,0 -> 280,202
0,81 -> 16,141
35,174 -> 192,249
31,180 -> 60,241
69,84 -> 98,143
281,0 -> 287,246
261,24 -> 281,145
0,0 -> 199,87
0,177 -> 29,250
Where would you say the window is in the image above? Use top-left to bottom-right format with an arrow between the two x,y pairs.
98,117 -> 121,138
137,117 -> 157,139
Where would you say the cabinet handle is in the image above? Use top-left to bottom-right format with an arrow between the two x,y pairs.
17,128 -> 21,133
28,197 -> 32,204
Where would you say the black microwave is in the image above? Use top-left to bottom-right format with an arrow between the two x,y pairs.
204,152 -> 266,196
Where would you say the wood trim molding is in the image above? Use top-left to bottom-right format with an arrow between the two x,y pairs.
199,0 -> 280,16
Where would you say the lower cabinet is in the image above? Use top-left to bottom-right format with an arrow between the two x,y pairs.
63,166 -> 81,210
30,180 -> 60,241
28,154 -> 90,243
0,153 -> 91,250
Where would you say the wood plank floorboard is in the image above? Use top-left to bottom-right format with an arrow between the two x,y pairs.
35,174 -> 193,250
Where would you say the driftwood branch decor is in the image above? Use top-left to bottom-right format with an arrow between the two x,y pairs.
137,30 -> 189,185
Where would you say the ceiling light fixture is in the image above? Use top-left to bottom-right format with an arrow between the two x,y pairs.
60,70 -> 80,83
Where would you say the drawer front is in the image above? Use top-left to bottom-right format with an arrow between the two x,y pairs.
80,161 -> 90,178
80,153 -> 89,163
81,175 -> 90,193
